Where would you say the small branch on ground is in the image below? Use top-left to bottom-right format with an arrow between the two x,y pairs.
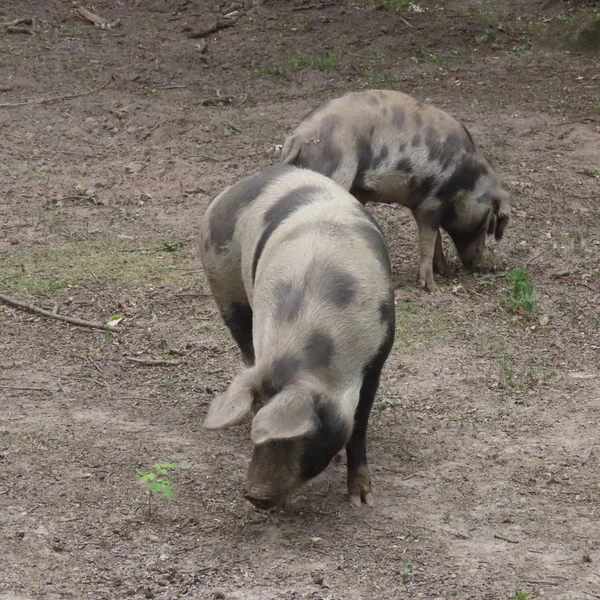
0,292 -> 123,333
74,7 -> 121,29
493,533 -> 519,543
582,445 -> 596,466
125,357 -> 185,367
0,385 -> 54,396
74,6 -> 108,26
0,75 -> 114,109
6,26 -> 33,34
183,18 -> 236,39
57,375 -> 107,388
196,95 -> 234,106
0,86 -> 14,92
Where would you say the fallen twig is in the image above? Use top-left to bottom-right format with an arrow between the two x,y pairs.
4,18 -> 33,27
0,75 -> 114,109
0,385 -> 53,396
125,357 -> 185,367
582,445 -> 596,466
75,6 -> 108,26
525,247 -> 551,265
0,86 -> 14,92
582,593 -> 600,600
6,26 -> 33,34
399,15 -> 414,28
0,292 -> 122,332
57,375 -> 107,388
494,533 -> 519,543
184,18 -> 235,39
522,580 -> 559,586
196,95 -> 234,106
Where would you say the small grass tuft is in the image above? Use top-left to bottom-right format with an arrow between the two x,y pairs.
137,462 -> 178,515
513,41 -> 533,52
501,266 -> 534,317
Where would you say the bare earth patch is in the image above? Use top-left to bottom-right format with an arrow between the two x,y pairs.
1,1 -> 598,599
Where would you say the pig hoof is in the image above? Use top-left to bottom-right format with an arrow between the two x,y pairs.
349,490 -> 375,508
417,268 -> 438,293
418,275 -> 438,293
433,262 -> 451,277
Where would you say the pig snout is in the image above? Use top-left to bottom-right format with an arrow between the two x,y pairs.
243,492 -> 278,511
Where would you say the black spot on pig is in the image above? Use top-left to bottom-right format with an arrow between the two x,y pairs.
223,302 -> 255,365
447,211 -> 490,251
395,157 -> 412,173
208,166 -> 290,252
378,295 -> 395,327
414,113 -> 423,128
439,131 -> 464,169
366,93 -> 381,106
262,355 -> 302,399
372,145 -> 389,169
392,106 -> 406,129
299,399 -> 350,480
319,266 -> 358,308
252,185 -> 319,281
412,133 -> 422,147
354,222 -> 392,275
296,115 -> 342,178
304,330 -> 335,370
273,279 -> 305,321
408,175 -> 436,202
436,160 -> 484,203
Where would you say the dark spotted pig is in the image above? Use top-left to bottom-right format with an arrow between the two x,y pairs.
200,165 -> 395,509
280,89 -> 511,292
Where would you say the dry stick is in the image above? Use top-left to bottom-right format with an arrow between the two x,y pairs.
125,357 -> 185,367
522,580 -> 559,586
196,95 -> 234,106
582,445 -> 596,466
493,533 -> 519,543
399,15 -> 414,28
6,26 -> 33,34
184,19 -> 235,39
0,385 -> 53,395
4,18 -> 33,27
0,292 -> 119,332
74,7 -> 108,27
525,247 -> 551,265
0,75 -> 113,109
57,375 -> 107,388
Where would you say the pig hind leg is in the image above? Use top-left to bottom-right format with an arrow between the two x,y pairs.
222,302 -> 255,366
433,230 -> 451,276
346,338 -> 393,507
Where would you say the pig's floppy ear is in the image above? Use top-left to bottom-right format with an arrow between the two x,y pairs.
251,387 -> 315,445
491,188 -> 511,241
203,368 -> 256,430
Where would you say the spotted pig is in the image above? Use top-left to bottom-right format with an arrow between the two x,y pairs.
200,165 -> 395,509
280,89 -> 511,292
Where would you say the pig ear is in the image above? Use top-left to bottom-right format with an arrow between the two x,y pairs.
203,369 -> 256,430
251,387 -> 315,445
492,188 -> 511,241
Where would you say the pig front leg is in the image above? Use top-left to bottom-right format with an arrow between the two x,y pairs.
346,342 -> 392,507
412,208 -> 440,292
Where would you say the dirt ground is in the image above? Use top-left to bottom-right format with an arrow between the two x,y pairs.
1,1 -> 599,599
